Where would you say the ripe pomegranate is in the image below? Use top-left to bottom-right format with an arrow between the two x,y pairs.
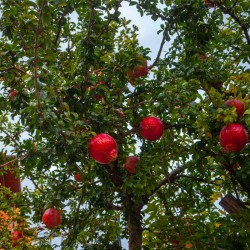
198,52 -> 208,61
11,231 -> 23,246
123,156 -> 140,174
127,60 -> 148,79
9,89 -> 17,101
114,109 -> 125,118
234,162 -> 241,170
214,81 -> 223,88
74,173 -> 82,182
219,123 -> 248,152
140,116 -> 164,141
208,81 -> 223,89
172,239 -> 180,246
119,111 -> 125,118
204,0 -> 215,8
42,208 -> 62,229
88,81 -> 104,100
224,99 -> 245,118
89,133 -> 118,164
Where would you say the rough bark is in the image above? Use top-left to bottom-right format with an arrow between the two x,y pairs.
128,203 -> 143,250
106,163 -> 144,249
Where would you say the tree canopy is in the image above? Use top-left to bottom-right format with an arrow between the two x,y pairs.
0,0 -> 250,249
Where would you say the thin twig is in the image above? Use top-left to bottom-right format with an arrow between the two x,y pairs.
149,36 -> 165,70
29,176 -> 44,193
0,65 -> 30,76
0,152 -> 30,169
2,130 -> 20,147
203,87 -> 217,107
72,188 -> 86,231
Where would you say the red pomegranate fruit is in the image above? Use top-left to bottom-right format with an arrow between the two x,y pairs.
204,0 -> 215,8
208,81 -> 223,89
140,116 -> 164,141
9,89 -> 17,101
219,123 -> 248,152
42,207 -> 62,229
74,173 -> 82,182
89,133 -> 118,164
123,156 -> 140,174
224,99 -> 245,118
11,231 -> 23,246
127,60 -> 149,79
88,81 -> 104,100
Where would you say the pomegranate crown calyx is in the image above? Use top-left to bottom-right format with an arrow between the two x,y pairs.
108,148 -> 118,162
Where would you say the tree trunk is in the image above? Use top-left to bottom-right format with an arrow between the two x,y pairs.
127,203 -> 143,250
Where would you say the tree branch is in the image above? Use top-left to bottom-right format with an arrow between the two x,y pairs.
53,8 -> 72,46
72,187 -> 86,231
0,65 -> 30,76
104,164 -> 123,188
143,165 -> 186,203
149,35 -> 165,70
0,153 -> 30,169
34,0 -> 46,111
223,159 -> 250,197
29,175 -> 44,193
215,1 -> 250,45
81,4 -> 96,91
1,129 -> 20,148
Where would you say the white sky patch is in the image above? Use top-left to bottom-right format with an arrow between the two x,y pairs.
120,2 -> 168,61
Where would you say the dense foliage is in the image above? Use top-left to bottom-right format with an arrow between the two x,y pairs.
0,0 -> 250,249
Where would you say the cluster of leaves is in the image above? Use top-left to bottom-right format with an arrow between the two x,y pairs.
0,0 -> 250,249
